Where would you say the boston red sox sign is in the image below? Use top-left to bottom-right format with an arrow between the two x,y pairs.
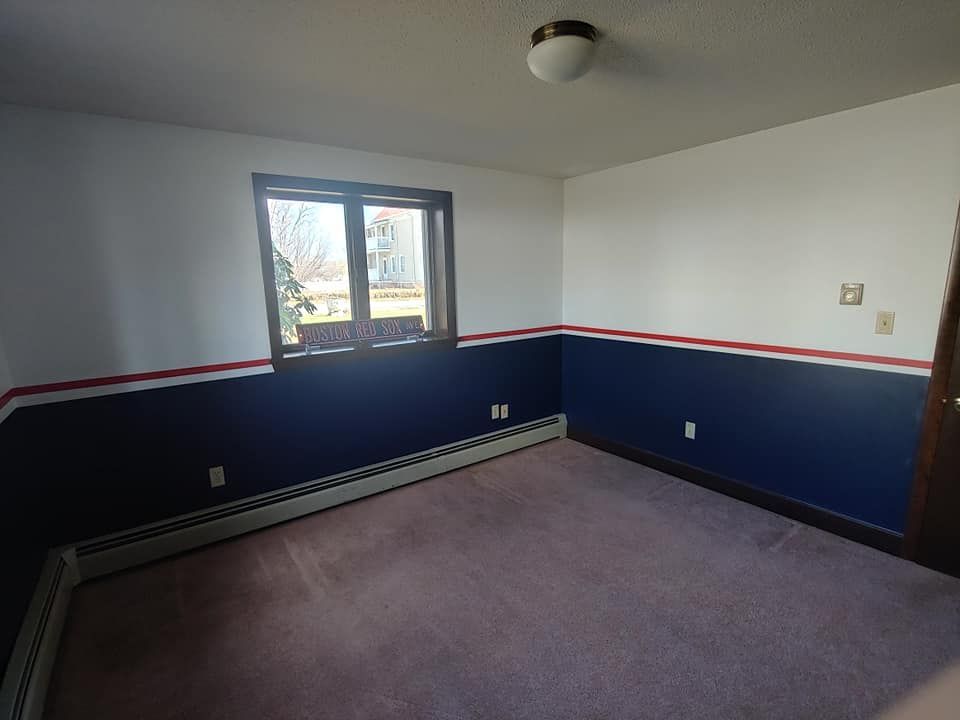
296,315 -> 425,347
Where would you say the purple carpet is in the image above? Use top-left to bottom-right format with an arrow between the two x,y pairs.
45,440 -> 960,719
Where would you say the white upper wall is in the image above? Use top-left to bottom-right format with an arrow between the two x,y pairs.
0,106 -> 563,387
563,84 -> 960,362
0,334 -> 11,398
3,84 -> 957,389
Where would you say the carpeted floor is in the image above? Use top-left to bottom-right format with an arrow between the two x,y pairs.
45,439 -> 960,719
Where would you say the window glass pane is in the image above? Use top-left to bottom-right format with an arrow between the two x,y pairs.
363,205 -> 428,328
267,198 -> 352,344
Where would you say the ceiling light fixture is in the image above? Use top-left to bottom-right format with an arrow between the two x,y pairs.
527,20 -> 599,84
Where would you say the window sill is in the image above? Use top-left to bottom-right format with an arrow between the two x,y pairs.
275,335 -> 455,369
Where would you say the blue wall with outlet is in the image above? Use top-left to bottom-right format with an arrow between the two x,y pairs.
562,334 -> 928,533
0,336 -> 561,670
8,336 -> 561,546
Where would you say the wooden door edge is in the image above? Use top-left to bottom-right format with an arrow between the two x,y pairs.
904,199 -> 960,559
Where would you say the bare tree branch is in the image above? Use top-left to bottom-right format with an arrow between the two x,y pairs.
268,200 -> 332,282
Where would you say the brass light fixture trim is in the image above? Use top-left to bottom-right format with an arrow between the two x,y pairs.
530,20 -> 599,48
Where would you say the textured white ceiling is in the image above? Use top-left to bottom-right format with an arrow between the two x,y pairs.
2,0 -> 959,177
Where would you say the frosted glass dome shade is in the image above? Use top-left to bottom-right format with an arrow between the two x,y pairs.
527,22 -> 598,84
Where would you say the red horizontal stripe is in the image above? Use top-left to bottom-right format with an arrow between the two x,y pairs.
0,323 -> 931,415
562,325 -> 933,369
459,325 -> 563,342
460,324 -> 931,369
10,358 -> 273,398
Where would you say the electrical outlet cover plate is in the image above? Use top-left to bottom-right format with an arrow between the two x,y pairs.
500,404 -> 509,419
209,466 -> 226,488
684,421 -> 696,440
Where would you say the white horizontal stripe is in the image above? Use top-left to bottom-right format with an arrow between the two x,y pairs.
457,330 -> 562,348
563,330 -> 932,376
11,365 -> 275,410
0,325 -> 929,427
0,398 -> 16,426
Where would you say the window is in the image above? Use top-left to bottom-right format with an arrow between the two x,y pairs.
253,174 -> 455,365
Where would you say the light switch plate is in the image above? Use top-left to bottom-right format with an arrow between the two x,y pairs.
490,404 -> 500,420
875,310 -> 895,335
839,283 -> 864,305
684,421 -> 696,440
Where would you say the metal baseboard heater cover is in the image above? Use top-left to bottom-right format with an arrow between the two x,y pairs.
1,414 -> 565,720
76,414 -> 566,580
0,549 -> 79,720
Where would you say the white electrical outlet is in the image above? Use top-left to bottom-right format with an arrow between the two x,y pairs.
684,421 -> 696,440
500,403 -> 509,419
209,466 -> 226,488
491,404 -> 500,420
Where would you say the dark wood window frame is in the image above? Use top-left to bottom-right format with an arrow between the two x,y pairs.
252,173 -> 456,368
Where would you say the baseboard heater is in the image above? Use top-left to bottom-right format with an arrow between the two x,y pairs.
0,414 -> 565,720
0,550 -> 78,720
76,415 -> 566,580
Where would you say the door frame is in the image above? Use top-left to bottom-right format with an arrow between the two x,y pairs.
904,200 -> 960,559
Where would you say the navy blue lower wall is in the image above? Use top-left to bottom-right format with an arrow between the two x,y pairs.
0,545 -> 45,676
0,336 -> 558,669
562,334 -> 928,533
0,412 -> 49,674
3,335 -> 560,548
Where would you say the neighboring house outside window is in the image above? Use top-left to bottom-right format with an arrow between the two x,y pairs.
363,207 -> 426,287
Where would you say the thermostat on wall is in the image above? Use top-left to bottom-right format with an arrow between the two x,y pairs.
839,283 -> 863,305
